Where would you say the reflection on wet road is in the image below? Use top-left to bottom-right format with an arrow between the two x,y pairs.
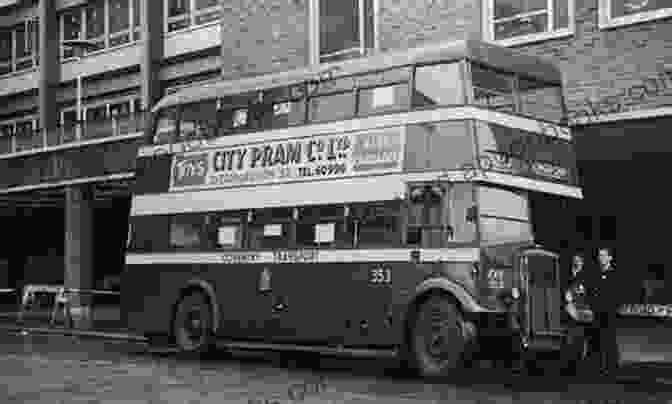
0,332 -> 671,403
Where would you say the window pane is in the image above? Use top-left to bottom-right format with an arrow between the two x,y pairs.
494,13 -> 548,40
154,107 -> 177,144
480,217 -> 533,243
479,186 -> 529,220
62,110 -> 78,126
204,212 -> 243,249
0,124 -> 13,154
611,0 -> 668,18
195,0 -> 219,9
15,23 -> 31,59
85,0 -> 105,39
63,9 -> 82,40
449,183 -> 477,242
168,0 -> 189,17
554,0 -> 569,29
248,208 -> 294,249
179,101 -> 218,141
414,63 -> 465,106
309,92 -> 355,123
519,78 -> 564,122
358,84 -> 410,115
494,0 -> 547,19
0,29 -> 12,75
471,64 -> 516,112
270,101 -> 306,127
320,0 -> 360,57
109,0 -> 130,34
85,105 -> 107,122
354,202 -> 401,247
170,214 -> 204,249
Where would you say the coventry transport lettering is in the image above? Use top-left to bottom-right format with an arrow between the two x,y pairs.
170,127 -> 404,190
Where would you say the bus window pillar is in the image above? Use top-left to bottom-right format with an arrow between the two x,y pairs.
64,184 -> 94,329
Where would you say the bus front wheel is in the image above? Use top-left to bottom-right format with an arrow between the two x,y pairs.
173,292 -> 215,356
409,295 -> 467,378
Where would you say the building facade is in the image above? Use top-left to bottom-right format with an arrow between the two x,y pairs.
0,0 -> 669,310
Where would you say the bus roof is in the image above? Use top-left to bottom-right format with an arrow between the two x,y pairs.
152,38 -> 563,113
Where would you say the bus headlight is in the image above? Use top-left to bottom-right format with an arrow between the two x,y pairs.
511,287 -> 520,300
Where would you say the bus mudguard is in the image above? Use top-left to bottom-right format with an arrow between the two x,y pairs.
409,277 -> 490,316
180,279 -> 220,333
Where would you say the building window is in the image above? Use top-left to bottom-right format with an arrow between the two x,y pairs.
109,0 -> 131,47
0,29 -> 12,75
310,0 -> 377,64
85,0 -> 106,51
0,20 -> 39,76
485,0 -> 573,46
61,8 -> 83,59
599,0 -> 672,28
60,1 -> 141,59
166,0 -> 220,32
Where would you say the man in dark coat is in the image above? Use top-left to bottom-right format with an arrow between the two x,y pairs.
589,247 -> 622,375
564,254 -> 594,370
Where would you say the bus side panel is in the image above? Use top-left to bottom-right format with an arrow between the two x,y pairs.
122,263 -> 202,337
266,261 -> 427,348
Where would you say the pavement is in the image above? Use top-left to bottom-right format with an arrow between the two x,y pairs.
3,332 -> 672,404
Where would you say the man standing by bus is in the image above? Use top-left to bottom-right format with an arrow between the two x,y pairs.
564,254 -> 594,372
590,247 -> 622,376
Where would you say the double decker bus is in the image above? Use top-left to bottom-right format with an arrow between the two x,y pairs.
123,39 -> 584,377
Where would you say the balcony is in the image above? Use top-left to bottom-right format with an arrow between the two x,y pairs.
0,111 -> 146,157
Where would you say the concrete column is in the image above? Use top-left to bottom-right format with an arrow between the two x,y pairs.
38,0 -> 60,132
64,185 -> 94,328
140,0 -> 164,124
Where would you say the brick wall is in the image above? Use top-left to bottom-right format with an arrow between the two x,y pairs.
378,0 -> 481,51
510,0 -> 672,121
219,0 -> 482,79
220,0 -> 310,79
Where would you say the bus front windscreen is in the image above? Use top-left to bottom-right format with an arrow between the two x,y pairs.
478,186 -> 533,244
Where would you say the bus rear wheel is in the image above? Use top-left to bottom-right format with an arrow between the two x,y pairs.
173,292 -> 215,356
409,295 -> 467,378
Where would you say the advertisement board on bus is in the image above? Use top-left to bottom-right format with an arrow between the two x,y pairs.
169,126 -> 405,191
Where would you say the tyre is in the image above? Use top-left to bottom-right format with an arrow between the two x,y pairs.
409,294 -> 467,378
173,292 -> 215,356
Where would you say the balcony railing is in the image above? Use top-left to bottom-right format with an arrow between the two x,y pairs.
0,112 -> 146,156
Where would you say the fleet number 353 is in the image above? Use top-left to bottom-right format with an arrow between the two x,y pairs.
370,267 -> 392,284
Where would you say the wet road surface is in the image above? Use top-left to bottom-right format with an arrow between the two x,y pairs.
1,331 -> 672,403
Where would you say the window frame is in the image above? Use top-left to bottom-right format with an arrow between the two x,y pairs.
59,1 -> 140,60
598,0 -> 672,29
164,0 -> 221,33
308,0 -> 380,66
483,0 -> 575,47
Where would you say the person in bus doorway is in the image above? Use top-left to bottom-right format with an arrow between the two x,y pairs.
563,253 -> 594,373
589,247 -> 622,376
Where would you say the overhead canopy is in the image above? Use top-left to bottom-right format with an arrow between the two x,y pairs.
152,38 -> 563,113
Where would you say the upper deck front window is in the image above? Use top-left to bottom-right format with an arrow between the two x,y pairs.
413,63 -> 465,107
470,63 -> 566,123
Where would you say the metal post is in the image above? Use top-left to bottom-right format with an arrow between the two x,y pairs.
76,73 -> 82,141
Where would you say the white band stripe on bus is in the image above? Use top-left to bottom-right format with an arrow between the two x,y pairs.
137,106 -> 571,157
130,170 -> 582,216
125,248 -> 480,265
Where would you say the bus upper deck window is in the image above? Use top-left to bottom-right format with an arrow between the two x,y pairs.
471,65 -> 516,113
518,78 -> 564,123
153,107 -> 177,144
413,63 -> 465,107
358,83 -> 410,115
179,100 -> 218,141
